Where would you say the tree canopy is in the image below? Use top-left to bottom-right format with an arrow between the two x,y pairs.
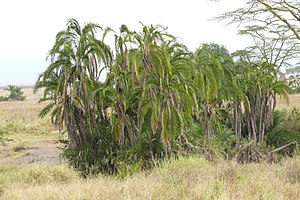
214,0 -> 300,68
35,18 -> 291,176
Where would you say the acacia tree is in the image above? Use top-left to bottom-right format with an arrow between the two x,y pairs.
238,25 -> 300,69
214,0 -> 300,41
213,0 -> 300,71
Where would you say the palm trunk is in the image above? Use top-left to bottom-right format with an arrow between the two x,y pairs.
235,101 -> 242,148
258,93 -> 265,144
202,118 -> 208,147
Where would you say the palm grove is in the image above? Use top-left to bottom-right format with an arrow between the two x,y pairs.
35,0 -> 299,176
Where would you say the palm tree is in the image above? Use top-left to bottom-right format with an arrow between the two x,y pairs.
191,44 -> 225,146
196,44 -> 248,147
35,19 -> 112,149
232,51 -> 289,144
288,75 -> 300,91
5,85 -> 26,101
112,24 -> 194,154
38,19 -> 292,175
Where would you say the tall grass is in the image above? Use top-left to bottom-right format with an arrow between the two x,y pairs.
0,156 -> 299,200
276,93 -> 300,110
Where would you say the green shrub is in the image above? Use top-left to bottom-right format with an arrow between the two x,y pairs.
0,96 -> 8,101
288,87 -> 300,94
210,127 -> 237,159
62,129 -> 167,177
4,85 -> 26,101
266,110 -> 300,148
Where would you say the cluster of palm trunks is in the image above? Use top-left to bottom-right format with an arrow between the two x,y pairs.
35,19 -> 288,176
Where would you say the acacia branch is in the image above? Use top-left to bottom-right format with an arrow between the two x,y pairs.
257,0 -> 300,41
282,0 -> 300,21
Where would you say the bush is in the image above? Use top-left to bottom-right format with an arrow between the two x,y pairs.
62,129 -> 167,177
266,110 -> 300,148
3,85 -> 26,101
210,127 -> 237,159
0,96 -> 8,101
288,87 -> 300,94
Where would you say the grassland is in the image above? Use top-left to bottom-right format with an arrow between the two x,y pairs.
0,88 -> 299,200
276,93 -> 300,110
0,88 -> 57,141
1,157 -> 300,199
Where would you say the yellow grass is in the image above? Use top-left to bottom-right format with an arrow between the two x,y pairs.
0,88 -> 47,123
0,88 -> 57,142
0,156 -> 299,200
276,93 -> 300,110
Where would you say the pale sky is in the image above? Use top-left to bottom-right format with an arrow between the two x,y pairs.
0,0 -> 251,85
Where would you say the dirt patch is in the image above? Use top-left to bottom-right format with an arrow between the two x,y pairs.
0,140 -> 64,166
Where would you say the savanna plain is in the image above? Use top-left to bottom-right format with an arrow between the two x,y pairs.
0,88 -> 299,200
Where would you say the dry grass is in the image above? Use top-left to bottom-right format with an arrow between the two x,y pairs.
0,88 -> 59,164
0,88 -> 57,143
0,88 -> 47,124
0,156 -> 299,200
276,93 -> 300,110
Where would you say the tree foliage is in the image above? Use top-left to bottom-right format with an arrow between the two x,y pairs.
35,19 -> 290,176
214,0 -> 300,40
0,85 -> 26,101
214,0 -> 300,69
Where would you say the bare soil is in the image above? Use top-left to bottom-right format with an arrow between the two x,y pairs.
0,139 -> 64,166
